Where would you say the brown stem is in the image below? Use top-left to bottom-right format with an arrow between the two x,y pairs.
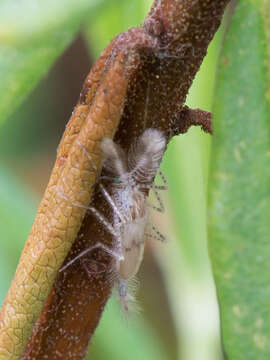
177,106 -> 213,135
0,0 -> 230,359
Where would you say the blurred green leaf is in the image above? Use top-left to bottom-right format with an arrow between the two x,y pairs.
0,0 -> 108,125
84,0 -> 152,58
162,24 -> 222,280
89,299 -> 167,360
208,0 -> 270,358
0,167 -> 37,305
158,31 -> 223,360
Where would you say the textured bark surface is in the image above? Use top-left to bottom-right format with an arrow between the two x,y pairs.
0,0 -> 230,359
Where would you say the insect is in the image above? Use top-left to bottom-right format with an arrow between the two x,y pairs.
59,128 -> 167,311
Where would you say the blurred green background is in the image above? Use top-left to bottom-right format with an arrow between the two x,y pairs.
2,0 -> 265,359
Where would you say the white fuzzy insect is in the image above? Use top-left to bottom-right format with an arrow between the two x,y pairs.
60,128 -> 167,311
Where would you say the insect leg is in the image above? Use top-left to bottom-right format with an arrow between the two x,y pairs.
99,183 -> 125,223
145,224 -> 166,242
57,189 -> 117,236
56,189 -> 124,260
140,169 -> 168,192
155,170 -> 168,190
59,242 -> 123,273
144,170 -> 168,212
76,140 -> 97,171
142,170 -> 168,191
146,186 -> 165,213
149,170 -> 168,191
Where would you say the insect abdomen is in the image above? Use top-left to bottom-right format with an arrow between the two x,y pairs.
119,217 -> 147,279
119,243 -> 145,280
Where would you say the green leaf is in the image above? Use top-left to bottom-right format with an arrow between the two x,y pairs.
0,0 -> 105,125
158,31 -> 224,360
89,299 -> 167,360
208,1 -> 270,358
0,167 -> 37,305
84,0 -> 152,58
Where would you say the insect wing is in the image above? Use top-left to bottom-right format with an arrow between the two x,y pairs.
119,217 -> 147,279
119,241 -> 145,280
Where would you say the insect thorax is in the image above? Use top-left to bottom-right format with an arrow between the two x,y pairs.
113,182 -> 148,222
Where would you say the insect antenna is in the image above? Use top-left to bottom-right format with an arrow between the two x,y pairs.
59,242 -> 124,273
